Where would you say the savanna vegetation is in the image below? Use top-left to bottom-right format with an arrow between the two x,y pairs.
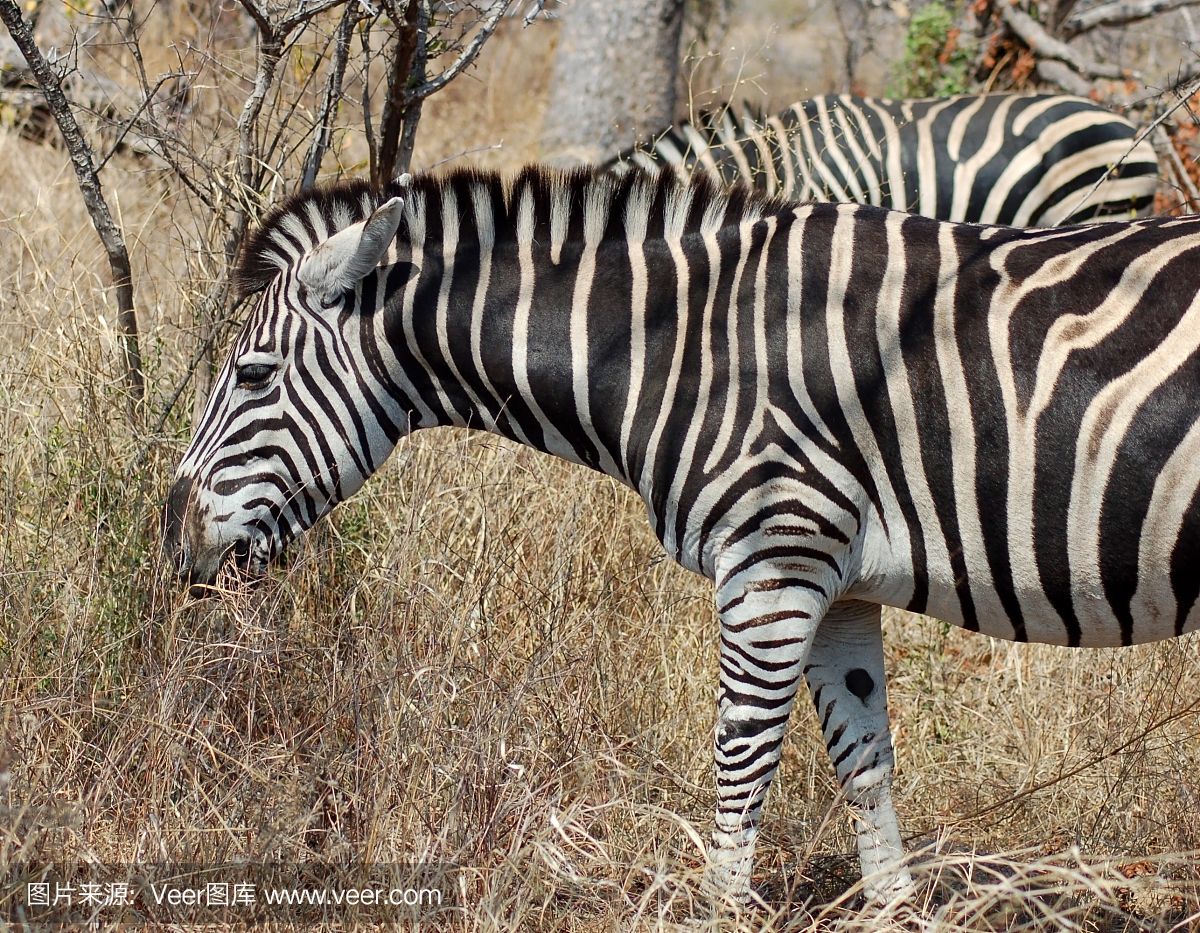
1,0 -> 1199,929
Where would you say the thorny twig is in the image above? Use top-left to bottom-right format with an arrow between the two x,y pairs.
1058,74 -> 1200,223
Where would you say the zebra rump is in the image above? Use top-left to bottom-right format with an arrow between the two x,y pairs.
604,94 -> 1159,226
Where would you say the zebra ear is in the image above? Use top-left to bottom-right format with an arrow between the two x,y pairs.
296,196 -> 405,304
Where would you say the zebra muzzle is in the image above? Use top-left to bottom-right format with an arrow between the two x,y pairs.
162,474 -> 194,578
162,475 -> 270,594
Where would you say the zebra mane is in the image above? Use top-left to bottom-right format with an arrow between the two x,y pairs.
234,179 -> 382,296
234,165 -> 784,297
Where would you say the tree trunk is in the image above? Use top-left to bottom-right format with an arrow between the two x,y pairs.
541,0 -> 683,164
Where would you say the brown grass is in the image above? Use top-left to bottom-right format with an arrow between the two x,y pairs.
1,13 -> 1199,931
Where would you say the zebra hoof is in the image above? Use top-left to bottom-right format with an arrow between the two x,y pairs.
699,866 -> 764,913
861,869 -> 917,907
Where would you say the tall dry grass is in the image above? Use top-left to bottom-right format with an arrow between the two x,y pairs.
1,16 -> 1199,931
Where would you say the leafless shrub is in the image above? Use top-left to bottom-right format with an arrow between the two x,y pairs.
4,0 -> 535,432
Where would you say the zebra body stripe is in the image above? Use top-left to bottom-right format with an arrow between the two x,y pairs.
607,93 -> 1160,226
166,167 -> 1200,901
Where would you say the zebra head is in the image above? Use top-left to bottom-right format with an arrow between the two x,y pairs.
163,187 -> 409,591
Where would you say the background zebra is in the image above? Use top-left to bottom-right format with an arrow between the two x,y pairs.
604,93 -> 1160,226
164,165 -> 1200,904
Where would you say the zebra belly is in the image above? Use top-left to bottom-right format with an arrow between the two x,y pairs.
856,494 -> 1200,648
853,569 -> 1200,649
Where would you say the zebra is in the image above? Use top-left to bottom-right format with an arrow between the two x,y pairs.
163,165 -> 1200,904
604,93 -> 1160,226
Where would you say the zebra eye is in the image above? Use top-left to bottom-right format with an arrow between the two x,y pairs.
235,362 -> 276,389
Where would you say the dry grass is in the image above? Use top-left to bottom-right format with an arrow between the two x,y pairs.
2,15 -> 1200,932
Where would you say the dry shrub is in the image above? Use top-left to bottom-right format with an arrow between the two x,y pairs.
1,23 -> 1199,930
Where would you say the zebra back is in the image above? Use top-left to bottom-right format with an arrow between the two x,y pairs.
605,94 -> 1159,226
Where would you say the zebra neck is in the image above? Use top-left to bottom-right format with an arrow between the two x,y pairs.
384,231 -> 671,490
382,173 -> 728,496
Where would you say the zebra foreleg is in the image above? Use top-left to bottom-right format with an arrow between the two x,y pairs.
704,577 -> 825,905
805,599 -> 913,902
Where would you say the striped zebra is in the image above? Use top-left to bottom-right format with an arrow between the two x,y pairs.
605,94 -> 1160,226
164,166 -> 1200,904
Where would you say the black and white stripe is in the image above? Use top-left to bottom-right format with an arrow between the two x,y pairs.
605,94 -> 1160,226
165,166 -> 1200,902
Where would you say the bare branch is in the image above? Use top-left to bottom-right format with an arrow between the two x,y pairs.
236,0 -> 274,38
185,0 -> 290,422
301,1 -> 359,188
261,26 -> 336,178
361,17 -> 380,183
1001,0 -> 1130,80
521,0 -> 557,25
405,0 -> 515,104
157,146 -> 222,214
426,141 -> 503,169
395,0 -> 428,176
95,72 -> 181,174
235,33 -> 284,204
0,0 -> 144,414
1062,0 -> 1200,38
1048,0 -> 1081,30
133,290 -> 249,471
232,0 -> 288,203
376,0 -> 420,185
279,0 -> 353,34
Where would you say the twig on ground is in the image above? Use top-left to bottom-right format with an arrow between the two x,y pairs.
906,694 -> 1200,839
